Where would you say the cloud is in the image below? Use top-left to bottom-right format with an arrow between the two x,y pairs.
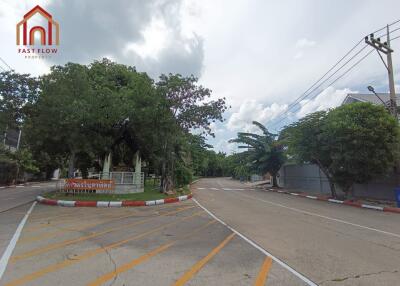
295,38 -> 316,48
46,0 -> 204,78
227,100 -> 288,132
296,86 -> 354,118
294,38 -> 316,60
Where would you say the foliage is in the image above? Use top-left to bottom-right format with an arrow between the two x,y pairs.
282,103 -> 400,197
0,71 -> 39,131
229,121 -> 285,186
1,62 -> 227,187
324,102 -> 400,196
155,74 -> 227,192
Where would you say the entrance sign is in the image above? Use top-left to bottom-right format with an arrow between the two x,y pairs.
64,179 -> 115,191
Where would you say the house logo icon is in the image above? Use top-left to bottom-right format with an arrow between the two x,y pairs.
16,5 -> 59,46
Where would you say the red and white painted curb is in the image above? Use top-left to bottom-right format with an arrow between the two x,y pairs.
36,194 -> 193,207
259,188 -> 400,214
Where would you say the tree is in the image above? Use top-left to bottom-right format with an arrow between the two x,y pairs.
156,74 -> 227,192
229,121 -> 285,187
281,103 -> 400,198
0,71 -> 39,132
280,111 -> 337,197
324,102 -> 400,197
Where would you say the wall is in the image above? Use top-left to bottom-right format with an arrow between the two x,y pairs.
279,163 -> 398,201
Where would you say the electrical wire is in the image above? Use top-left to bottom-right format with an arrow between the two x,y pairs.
266,20 -> 400,130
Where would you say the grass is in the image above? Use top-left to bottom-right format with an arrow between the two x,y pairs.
44,180 -> 191,201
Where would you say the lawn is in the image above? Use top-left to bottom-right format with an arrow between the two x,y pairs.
44,180 -> 190,201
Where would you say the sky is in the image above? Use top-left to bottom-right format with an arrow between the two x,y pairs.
2,0 -> 400,153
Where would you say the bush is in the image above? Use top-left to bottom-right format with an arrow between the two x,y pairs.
0,159 -> 17,185
175,162 -> 193,187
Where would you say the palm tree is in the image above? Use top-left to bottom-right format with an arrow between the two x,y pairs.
229,121 -> 285,187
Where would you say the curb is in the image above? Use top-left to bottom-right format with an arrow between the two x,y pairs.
36,193 -> 193,207
259,187 -> 400,214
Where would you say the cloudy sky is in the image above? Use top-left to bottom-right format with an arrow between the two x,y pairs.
2,0 -> 400,153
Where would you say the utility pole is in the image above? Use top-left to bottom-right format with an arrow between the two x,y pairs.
365,25 -> 398,119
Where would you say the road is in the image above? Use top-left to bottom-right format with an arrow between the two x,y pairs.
0,182 -> 57,213
0,178 -> 399,285
194,178 -> 400,286
0,182 -> 57,278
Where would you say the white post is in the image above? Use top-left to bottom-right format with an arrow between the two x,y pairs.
134,151 -> 141,189
102,153 -> 112,179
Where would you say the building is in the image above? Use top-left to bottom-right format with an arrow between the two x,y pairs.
342,93 -> 400,107
1,129 -> 21,153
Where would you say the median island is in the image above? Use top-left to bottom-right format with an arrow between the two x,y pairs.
42,180 -> 191,202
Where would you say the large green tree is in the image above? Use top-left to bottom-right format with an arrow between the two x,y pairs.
324,102 -> 400,197
282,103 -> 400,198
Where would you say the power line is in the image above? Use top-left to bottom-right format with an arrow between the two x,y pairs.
266,20 -> 400,130
271,32 -> 400,130
0,57 -> 12,71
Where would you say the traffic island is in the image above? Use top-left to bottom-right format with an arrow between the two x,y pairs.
37,183 -> 193,207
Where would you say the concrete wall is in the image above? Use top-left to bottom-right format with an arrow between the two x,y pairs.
279,163 -> 398,200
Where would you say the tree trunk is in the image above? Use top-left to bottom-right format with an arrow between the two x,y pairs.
328,180 -> 337,199
272,173 -> 278,187
67,151 -> 76,178
315,160 -> 337,198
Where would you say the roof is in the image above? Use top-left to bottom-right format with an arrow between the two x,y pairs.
342,93 -> 400,106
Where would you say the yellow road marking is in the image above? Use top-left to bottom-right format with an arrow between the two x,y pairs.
24,210 -> 133,232
19,212 -> 143,244
5,211 -> 203,286
86,220 -> 217,286
173,232 -> 236,286
254,257 -> 273,286
23,203 -> 181,233
11,206 -> 195,263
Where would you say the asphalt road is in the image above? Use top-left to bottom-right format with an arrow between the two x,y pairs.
1,178 -> 399,285
194,178 -> 400,286
0,180 -> 309,286
0,182 -> 57,213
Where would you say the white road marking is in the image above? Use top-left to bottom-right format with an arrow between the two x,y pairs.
290,193 -> 299,196
0,202 -> 36,279
0,187 -> 5,189
235,191 -> 400,239
16,186 -> 24,188
193,198 -> 318,286
210,188 -> 219,190
32,185 -> 41,188
197,188 -> 205,190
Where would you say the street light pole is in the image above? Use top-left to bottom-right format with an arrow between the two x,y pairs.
365,25 -> 398,119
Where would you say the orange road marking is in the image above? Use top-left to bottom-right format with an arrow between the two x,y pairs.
5,211 -> 203,286
18,205 -> 193,244
86,220 -> 217,286
19,212 -> 144,244
23,203 -> 180,233
24,210 -> 134,232
173,232 -> 236,286
254,257 -> 273,286
11,206 -> 195,263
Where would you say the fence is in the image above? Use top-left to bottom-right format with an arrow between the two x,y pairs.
61,172 -> 145,194
279,163 -> 398,200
